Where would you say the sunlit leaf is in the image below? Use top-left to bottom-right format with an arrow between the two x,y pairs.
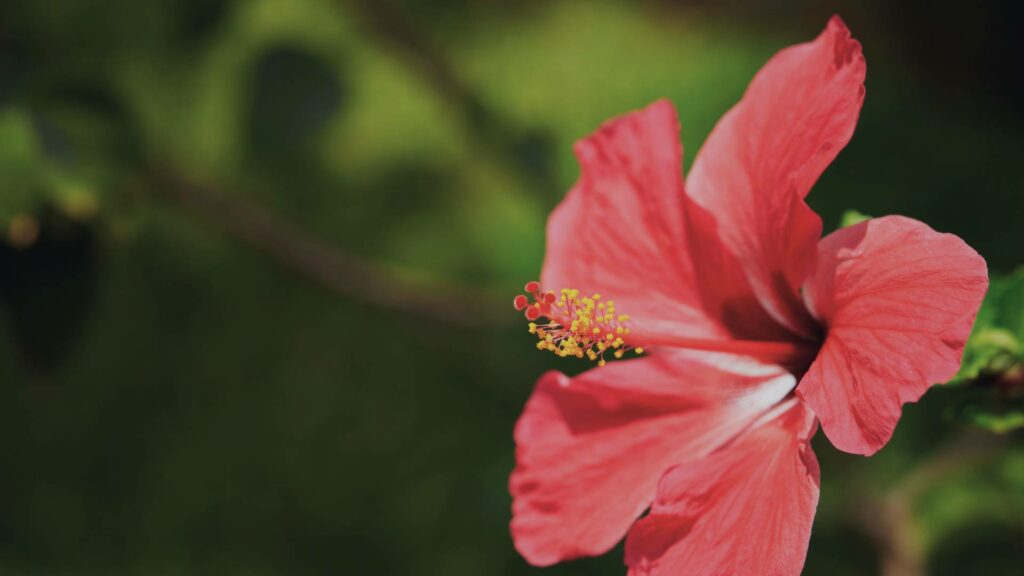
838,208 -> 871,228
956,269 -> 1024,382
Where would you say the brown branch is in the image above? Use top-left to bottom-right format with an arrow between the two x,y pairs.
143,4 -> 533,329
144,164 -> 511,327
342,0 -> 479,120
339,0 -> 558,193
862,490 -> 925,576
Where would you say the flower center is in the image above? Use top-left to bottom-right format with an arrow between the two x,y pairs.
513,281 -> 643,366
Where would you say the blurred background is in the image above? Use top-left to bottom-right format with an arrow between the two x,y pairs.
1,0 -> 1022,574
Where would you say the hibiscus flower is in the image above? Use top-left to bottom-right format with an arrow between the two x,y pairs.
509,16 -> 988,575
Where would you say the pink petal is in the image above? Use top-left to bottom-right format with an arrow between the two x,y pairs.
799,216 -> 988,455
541,99 -> 723,341
624,399 -> 820,576
510,351 -> 796,566
684,16 -> 866,338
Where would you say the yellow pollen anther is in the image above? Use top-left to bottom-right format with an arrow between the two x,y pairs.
518,285 -> 644,366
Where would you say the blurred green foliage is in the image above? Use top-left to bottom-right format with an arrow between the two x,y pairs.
839,209 -> 872,228
0,0 -> 1022,574
953,269 -> 1024,435
0,109 -> 40,223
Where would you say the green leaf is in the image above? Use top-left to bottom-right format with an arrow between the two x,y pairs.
952,269 -> 1024,434
957,327 -> 1020,382
956,268 -> 1024,381
839,209 -> 871,228
966,410 -> 1024,434
32,90 -> 140,220
994,267 -> 1024,338
0,108 -> 43,224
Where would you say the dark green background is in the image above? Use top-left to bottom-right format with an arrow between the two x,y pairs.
0,1 -> 1022,574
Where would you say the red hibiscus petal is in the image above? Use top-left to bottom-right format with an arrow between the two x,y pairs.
624,399 -> 819,576
684,16 -> 866,339
541,99 -> 724,341
510,350 -> 796,566
799,216 -> 988,455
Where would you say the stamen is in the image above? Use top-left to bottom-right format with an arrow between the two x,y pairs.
513,283 -> 814,368
512,282 -> 644,365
